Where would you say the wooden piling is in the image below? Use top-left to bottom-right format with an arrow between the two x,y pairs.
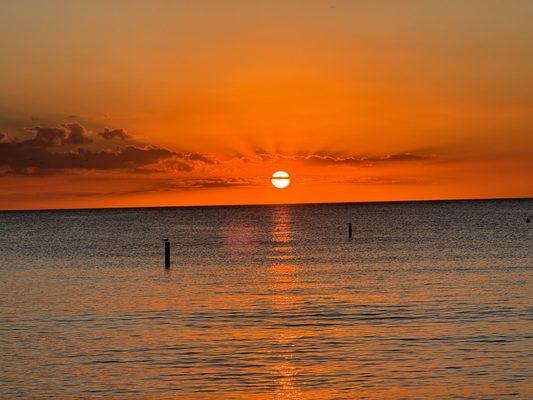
164,239 -> 170,268
348,223 -> 352,239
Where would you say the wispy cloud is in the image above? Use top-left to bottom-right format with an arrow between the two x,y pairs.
344,176 -> 434,185
238,149 -> 438,166
2,176 -> 256,200
298,152 -> 434,166
177,177 -> 253,189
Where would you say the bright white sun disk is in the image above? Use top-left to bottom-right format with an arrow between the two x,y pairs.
271,171 -> 290,189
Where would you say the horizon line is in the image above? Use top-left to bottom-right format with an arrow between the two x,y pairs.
1,196 -> 531,213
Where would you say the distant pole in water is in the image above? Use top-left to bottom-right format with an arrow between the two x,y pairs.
527,217 -> 531,223
348,223 -> 353,239
163,239 -> 170,268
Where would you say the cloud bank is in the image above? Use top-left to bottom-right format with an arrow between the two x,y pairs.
0,123 -> 215,175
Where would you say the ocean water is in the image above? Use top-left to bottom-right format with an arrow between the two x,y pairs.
0,199 -> 531,399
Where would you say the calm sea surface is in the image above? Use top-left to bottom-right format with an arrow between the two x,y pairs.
0,199 -> 532,399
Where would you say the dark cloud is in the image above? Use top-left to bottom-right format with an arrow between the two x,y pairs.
0,125 -> 174,174
188,152 -> 217,164
0,123 -> 219,176
99,127 -> 131,141
24,127 -> 66,146
228,151 -> 255,163
129,167 -> 167,174
63,123 -> 92,145
0,142 -> 176,174
23,124 -> 92,147
165,159 -> 195,172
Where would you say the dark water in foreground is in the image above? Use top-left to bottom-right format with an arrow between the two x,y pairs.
0,199 -> 532,399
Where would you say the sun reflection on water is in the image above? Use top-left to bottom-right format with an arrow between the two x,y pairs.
269,206 -> 304,399
269,206 -> 296,261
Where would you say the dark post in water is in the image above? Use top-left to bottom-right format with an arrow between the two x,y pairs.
348,223 -> 353,239
164,239 -> 170,268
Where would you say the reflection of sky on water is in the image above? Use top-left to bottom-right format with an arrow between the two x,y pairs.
221,221 -> 260,254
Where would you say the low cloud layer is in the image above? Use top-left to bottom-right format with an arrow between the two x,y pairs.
306,152 -> 433,165
0,123 -> 215,175
247,151 -> 435,166
344,176 -> 433,185
0,122 -> 440,194
178,177 -> 252,189
0,143 -> 176,174
1,176 -> 255,201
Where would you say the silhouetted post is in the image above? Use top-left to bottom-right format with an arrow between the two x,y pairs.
348,223 -> 353,239
164,239 -> 170,268
527,217 -> 531,223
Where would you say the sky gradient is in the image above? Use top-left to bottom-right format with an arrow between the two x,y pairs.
1,0 -> 532,210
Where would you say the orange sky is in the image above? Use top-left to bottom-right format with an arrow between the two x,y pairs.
0,0 -> 532,210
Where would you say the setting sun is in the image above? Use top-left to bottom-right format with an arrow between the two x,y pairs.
271,171 -> 290,189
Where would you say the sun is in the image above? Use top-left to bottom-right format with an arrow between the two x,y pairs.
271,171 -> 290,189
